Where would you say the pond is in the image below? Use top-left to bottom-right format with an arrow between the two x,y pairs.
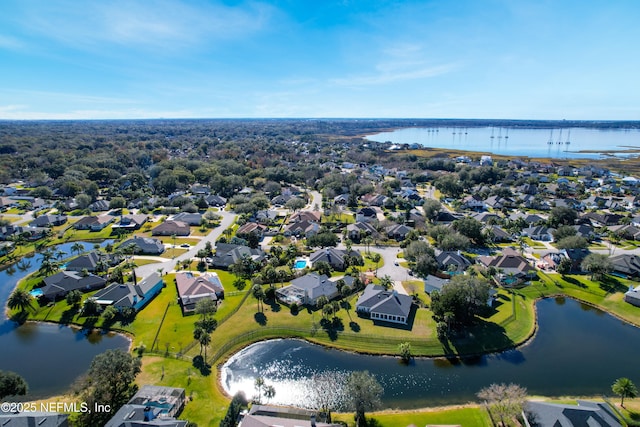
0,241 -> 130,399
221,297 -> 640,409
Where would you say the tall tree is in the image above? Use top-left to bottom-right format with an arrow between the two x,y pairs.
345,371 -> 383,427
75,349 -> 141,427
0,370 -> 28,399
477,383 -> 527,427
199,332 -> 211,360
612,377 -> 638,407
581,253 -> 612,281
7,289 -> 33,313
252,284 -> 265,313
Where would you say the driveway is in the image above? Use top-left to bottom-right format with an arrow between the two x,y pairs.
134,210 -> 237,278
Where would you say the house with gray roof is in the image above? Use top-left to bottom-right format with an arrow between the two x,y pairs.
424,275 -> 449,294
0,412 -> 69,427
172,212 -> 203,226
111,214 -> 148,231
205,194 -> 227,207
30,214 -> 67,227
436,251 -> 472,274
624,285 -> 640,307
120,236 -> 165,255
40,271 -> 107,300
309,248 -> 362,272
73,214 -> 114,231
523,400 -> 621,427
209,243 -> 266,269
356,284 -> 413,325
610,254 -> 640,279
92,272 -> 163,312
89,199 -> 110,211
240,405 -> 341,427
105,385 -> 187,427
478,248 -> 537,286
276,273 -> 340,306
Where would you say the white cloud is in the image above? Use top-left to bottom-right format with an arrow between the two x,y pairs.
21,0 -> 275,52
0,34 -> 25,50
330,62 -> 460,87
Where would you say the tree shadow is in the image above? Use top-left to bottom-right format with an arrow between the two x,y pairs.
320,318 -> 344,341
9,311 -> 29,324
254,312 -> 267,326
563,276 -> 586,288
349,321 -> 361,332
268,300 -> 281,313
192,355 -> 211,376
448,318 -> 515,356
60,307 -> 78,324
600,275 -> 627,293
81,316 -> 99,330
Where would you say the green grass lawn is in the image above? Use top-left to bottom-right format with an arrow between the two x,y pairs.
332,406 -> 491,427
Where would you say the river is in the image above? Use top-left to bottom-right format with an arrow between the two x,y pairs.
0,241 -> 130,399
365,126 -> 640,159
221,297 -> 640,409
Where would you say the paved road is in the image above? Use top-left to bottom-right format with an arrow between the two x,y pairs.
134,210 -> 237,278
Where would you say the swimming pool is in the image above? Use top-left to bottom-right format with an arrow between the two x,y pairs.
29,289 -> 43,298
294,259 -> 307,269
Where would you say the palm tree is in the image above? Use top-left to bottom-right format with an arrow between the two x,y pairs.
252,284 -> 265,313
71,242 -> 84,257
199,332 -> 211,360
7,289 -> 33,313
38,249 -> 60,276
254,377 -> 265,403
263,385 -> 276,403
612,377 -> 638,407
370,253 -> 381,275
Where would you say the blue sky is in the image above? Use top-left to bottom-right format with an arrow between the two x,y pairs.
1,0 -> 638,120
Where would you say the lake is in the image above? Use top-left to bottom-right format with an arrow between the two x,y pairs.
365,126 -> 640,159
0,241 -> 130,399
221,297 -> 640,409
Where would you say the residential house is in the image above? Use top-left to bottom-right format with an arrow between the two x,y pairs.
521,225 -> 555,241
120,237 -> 165,255
172,212 -> 202,226
356,207 -> 378,223
624,285 -> 640,307
424,275 -> 449,294
40,271 -> 107,300
582,212 -> 623,227
484,195 -> 514,210
89,200 -> 110,211
361,193 -> 388,207
436,251 -> 472,274
66,251 -> 120,273
239,405 -> 342,427
385,223 -> 413,241
112,214 -> 148,231
461,194 -> 486,210
92,272 -> 164,312
486,225 -> 513,243
205,194 -> 227,207
236,222 -> 267,239
523,400 -> 621,427
73,215 -> 114,231
284,220 -> 320,237
254,210 -> 279,224
30,214 -> 67,227
175,272 -> 225,314
276,273 -> 340,306
152,220 -> 190,236
356,284 -> 413,325
608,224 -> 640,240
346,221 -> 378,241
434,211 -> 461,224
209,243 -> 266,269
478,248 -> 537,285
271,194 -> 293,206
190,184 -> 211,195
0,225 -> 48,241
105,385 -> 187,427
609,254 -> 640,279
309,248 -> 362,272
0,412 -> 69,427
289,211 -> 321,223
471,212 -> 500,224
509,212 -> 545,225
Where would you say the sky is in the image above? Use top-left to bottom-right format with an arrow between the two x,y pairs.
0,0 -> 639,120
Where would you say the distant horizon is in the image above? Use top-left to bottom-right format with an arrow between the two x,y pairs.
1,1 -> 639,120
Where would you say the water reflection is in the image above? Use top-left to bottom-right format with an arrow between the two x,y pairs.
222,298 -> 640,409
